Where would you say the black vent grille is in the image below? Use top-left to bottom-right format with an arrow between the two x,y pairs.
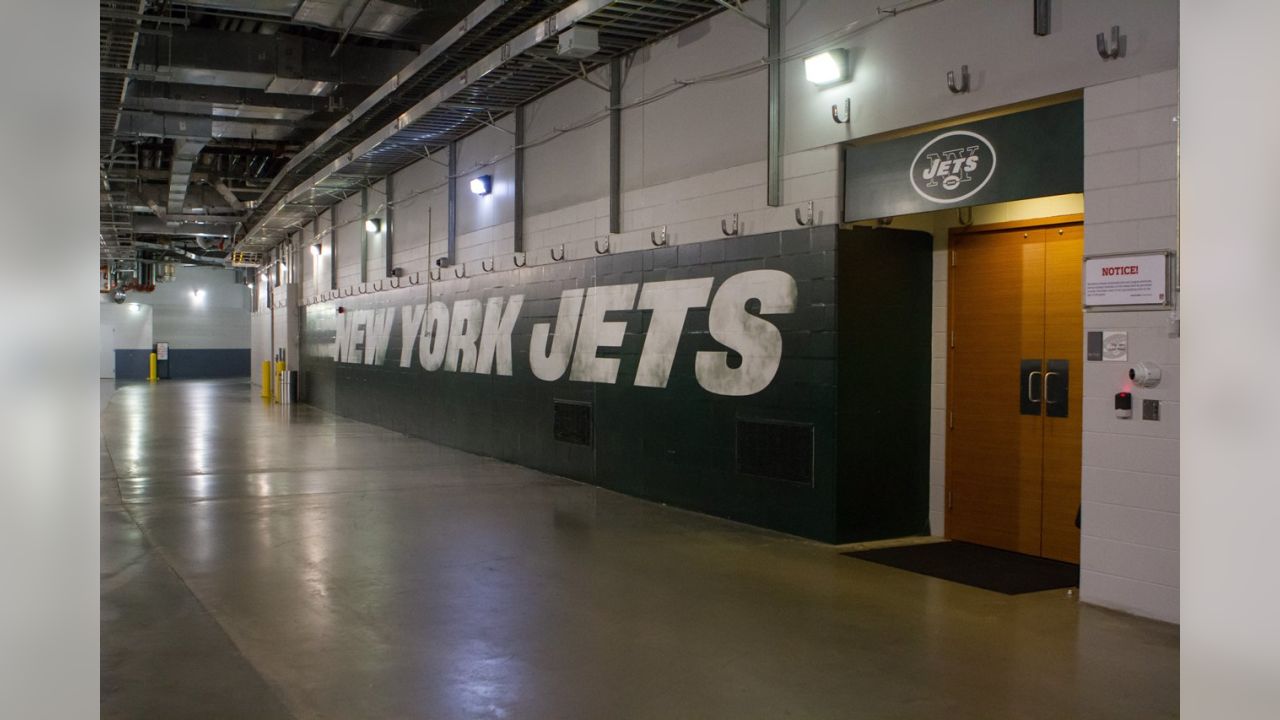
553,401 -> 592,446
736,420 -> 814,485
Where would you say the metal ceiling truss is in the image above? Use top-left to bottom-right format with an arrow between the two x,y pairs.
236,0 -> 728,254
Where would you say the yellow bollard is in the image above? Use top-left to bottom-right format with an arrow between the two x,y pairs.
261,360 -> 272,400
149,353 -> 158,383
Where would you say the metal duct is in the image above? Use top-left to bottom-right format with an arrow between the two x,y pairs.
167,138 -> 208,214
133,241 -> 230,267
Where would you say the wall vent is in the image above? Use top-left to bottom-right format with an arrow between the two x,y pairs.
553,401 -> 592,446
736,420 -> 814,485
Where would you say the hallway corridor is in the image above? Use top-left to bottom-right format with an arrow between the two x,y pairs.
100,380 -> 1178,720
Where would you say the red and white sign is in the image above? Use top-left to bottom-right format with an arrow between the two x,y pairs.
1084,253 -> 1170,308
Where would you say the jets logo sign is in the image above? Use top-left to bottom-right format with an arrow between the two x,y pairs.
332,269 -> 797,397
909,130 -> 997,204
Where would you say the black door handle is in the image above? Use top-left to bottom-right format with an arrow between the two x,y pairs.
1019,359 -> 1043,416
1045,359 -> 1069,418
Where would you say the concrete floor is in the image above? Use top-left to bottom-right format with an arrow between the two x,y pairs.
101,379 -> 1178,719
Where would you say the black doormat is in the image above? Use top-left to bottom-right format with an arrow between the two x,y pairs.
843,540 -> 1079,595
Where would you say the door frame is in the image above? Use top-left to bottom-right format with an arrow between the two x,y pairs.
943,212 -> 1084,552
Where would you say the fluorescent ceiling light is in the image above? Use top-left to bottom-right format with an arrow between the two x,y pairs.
470,175 -> 493,196
804,49 -> 848,86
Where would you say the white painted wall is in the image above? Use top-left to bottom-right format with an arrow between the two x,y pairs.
1079,70 -> 1180,623
145,266 -> 251,350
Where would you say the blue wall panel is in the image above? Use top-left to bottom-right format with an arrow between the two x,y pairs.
113,348 -> 249,379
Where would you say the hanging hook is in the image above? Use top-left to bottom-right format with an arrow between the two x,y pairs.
482,258 -> 494,272
409,272 -> 422,285
651,226 -> 668,246
454,265 -> 466,278
429,267 -> 441,281
1096,25 -> 1124,59
550,245 -> 565,262
795,200 -> 814,227
721,213 -> 740,236
957,206 -> 973,227
513,252 -> 526,267
947,65 -> 970,94
594,236 -> 610,254
831,98 -> 851,124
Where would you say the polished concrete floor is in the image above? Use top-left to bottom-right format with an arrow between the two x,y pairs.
101,379 -> 1178,719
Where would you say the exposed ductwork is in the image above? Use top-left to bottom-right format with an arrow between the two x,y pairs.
167,138 -> 208,214
133,240 -> 230,267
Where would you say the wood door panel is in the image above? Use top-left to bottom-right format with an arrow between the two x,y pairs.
947,229 -> 1045,556
1041,224 -> 1084,563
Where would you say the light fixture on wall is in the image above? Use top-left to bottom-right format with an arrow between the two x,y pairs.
365,218 -> 382,233
312,243 -> 322,256
804,49 -> 849,86
191,289 -> 205,303
470,174 -> 493,196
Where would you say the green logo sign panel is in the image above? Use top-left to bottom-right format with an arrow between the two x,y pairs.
844,100 -> 1083,222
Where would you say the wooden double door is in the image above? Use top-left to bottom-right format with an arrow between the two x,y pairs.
945,217 -> 1083,564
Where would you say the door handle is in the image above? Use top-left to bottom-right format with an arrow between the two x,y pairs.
1043,372 -> 1059,403
1019,359 -> 1043,416
1045,360 -> 1070,418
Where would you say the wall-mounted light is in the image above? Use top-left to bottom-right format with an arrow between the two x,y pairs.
365,218 -> 382,233
311,243 -> 323,256
804,49 -> 849,86
469,174 -> 493,196
191,289 -> 205,303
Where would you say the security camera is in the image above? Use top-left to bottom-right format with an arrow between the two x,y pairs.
112,289 -> 127,304
1129,361 -> 1162,388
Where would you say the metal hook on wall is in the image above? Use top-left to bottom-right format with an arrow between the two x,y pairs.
594,236 -> 611,255
429,267 -> 441,281
409,272 -> 422,285
795,200 -> 814,227
1096,25 -> 1124,59
513,252 -> 526,268
721,213 -> 740,236
957,205 -> 974,227
651,226 -> 668,246
482,258 -> 494,272
550,245 -> 565,262
947,65 -> 970,94
831,98 -> 851,125
454,265 -> 466,278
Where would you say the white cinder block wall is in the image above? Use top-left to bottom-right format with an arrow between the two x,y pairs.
254,0 -> 1182,621
1079,70 -> 1181,623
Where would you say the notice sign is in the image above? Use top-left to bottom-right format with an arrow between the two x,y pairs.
1084,253 -> 1171,310
155,342 -> 169,361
